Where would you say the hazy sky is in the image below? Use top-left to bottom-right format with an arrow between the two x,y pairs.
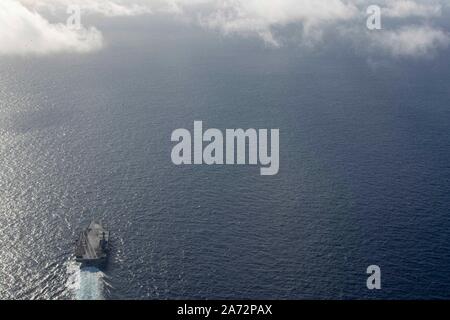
1,0 -> 450,57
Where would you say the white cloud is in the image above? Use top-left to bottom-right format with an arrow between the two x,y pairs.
2,0 -> 450,57
18,0 -> 210,16
383,0 -> 442,18
0,0 -> 102,55
199,0 -> 359,46
19,0 -> 154,17
371,25 -> 450,57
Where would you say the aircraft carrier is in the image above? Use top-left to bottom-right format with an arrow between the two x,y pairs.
75,221 -> 110,267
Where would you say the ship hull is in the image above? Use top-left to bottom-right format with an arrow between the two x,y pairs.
75,221 -> 110,269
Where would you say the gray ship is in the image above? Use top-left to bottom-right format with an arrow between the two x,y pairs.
75,221 -> 110,267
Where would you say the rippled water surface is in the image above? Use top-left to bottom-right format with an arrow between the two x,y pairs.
1,20 -> 450,299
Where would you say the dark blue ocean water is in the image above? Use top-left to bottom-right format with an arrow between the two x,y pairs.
1,17 -> 450,299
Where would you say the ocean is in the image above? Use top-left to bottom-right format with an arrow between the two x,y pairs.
1,16 -> 450,299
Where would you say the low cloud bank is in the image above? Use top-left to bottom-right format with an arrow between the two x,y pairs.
372,25 -> 450,57
2,0 -> 449,57
0,0 -> 102,55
